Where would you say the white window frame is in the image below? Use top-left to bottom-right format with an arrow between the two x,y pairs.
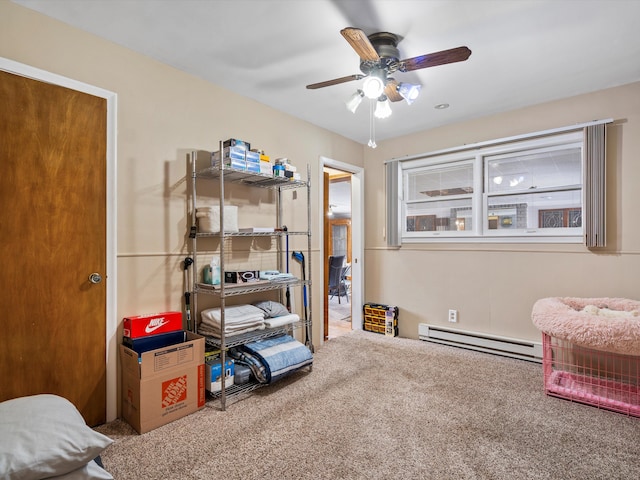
398,130 -> 588,244
403,153 -> 477,239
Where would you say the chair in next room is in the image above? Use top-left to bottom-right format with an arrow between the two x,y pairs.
328,255 -> 349,304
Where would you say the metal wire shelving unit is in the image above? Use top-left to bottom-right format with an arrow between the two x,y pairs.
189,145 -> 312,409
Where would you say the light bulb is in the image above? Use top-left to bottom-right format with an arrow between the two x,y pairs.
374,96 -> 392,119
345,90 -> 364,113
362,75 -> 384,99
397,83 -> 421,105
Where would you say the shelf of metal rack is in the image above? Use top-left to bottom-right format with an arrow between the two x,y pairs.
195,230 -> 308,238
194,279 -> 309,297
207,380 -> 265,401
203,319 -> 311,350
196,165 -> 306,190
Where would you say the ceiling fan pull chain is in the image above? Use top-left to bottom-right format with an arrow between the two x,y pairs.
368,100 -> 377,149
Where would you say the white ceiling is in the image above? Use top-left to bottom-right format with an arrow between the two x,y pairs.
13,0 -> 640,146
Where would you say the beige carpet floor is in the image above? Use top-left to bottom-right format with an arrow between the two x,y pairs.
96,330 -> 640,480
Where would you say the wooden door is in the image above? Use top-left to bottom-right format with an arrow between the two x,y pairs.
0,71 -> 107,426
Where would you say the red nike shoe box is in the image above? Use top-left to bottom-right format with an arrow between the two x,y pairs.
122,311 -> 184,339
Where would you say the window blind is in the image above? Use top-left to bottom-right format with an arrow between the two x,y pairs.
386,160 -> 401,247
584,124 -> 606,247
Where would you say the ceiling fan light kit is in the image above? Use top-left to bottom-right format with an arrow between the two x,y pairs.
307,27 -> 471,146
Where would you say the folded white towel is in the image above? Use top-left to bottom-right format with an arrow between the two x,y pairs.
198,322 -> 265,338
263,313 -> 300,328
201,304 -> 266,326
202,316 -> 263,329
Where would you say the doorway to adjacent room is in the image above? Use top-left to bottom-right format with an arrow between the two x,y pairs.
321,159 -> 364,341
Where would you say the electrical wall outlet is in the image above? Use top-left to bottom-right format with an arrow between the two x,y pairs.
448,309 -> 458,323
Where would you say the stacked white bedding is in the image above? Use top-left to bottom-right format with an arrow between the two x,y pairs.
264,313 -> 299,328
198,302 -> 301,338
199,304 -> 266,338
253,300 -> 300,328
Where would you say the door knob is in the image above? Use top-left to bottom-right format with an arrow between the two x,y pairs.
88,273 -> 103,284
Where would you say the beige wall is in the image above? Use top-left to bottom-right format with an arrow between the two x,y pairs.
1,1 -> 364,418
363,81 -> 640,341
3,0 -> 640,415
1,0 -> 363,333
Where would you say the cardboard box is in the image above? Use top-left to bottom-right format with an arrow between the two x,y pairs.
196,205 -> 239,233
212,148 -> 246,171
122,311 -> 183,339
205,357 -> 234,393
215,158 -> 246,171
120,331 -> 205,434
259,162 -> 273,175
245,150 -> 260,162
122,330 -> 186,356
225,146 -> 247,160
223,138 -> 250,150
245,162 -> 261,174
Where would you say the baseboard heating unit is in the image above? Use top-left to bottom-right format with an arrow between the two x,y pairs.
418,323 -> 542,363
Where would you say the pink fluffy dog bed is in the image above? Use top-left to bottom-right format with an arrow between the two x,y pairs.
532,297 -> 640,355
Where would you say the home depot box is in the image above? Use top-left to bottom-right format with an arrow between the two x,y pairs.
120,331 -> 205,434
122,311 -> 183,339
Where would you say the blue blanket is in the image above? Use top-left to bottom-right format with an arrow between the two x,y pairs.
242,334 -> 313,384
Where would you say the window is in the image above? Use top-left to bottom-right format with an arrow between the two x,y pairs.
397,128 -> 598,243
405,160 -> 476,235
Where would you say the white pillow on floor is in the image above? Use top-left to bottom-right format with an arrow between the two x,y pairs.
0,394 -> 113,480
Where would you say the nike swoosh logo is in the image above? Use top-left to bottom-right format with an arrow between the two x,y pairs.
145,319 -> 171,333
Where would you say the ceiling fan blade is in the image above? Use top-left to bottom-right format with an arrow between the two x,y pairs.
306,74 -> 364,90
340,27 -> 380,62
384,79 -> 403,102
399,46 -> 472,72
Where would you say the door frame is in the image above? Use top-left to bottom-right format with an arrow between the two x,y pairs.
320,156 -> 364,339
0,57 -> 118,421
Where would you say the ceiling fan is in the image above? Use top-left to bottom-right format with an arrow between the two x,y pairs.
306,27 -> 472,104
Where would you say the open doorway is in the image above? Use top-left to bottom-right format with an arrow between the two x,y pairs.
325,167 -> 352,339
321,158 -> 364,342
